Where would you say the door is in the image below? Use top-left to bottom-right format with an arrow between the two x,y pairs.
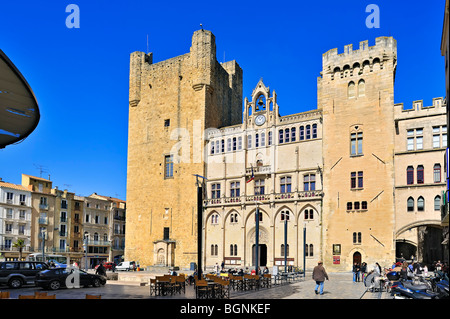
353,252 -> 361,265
252,244 -> 267,267
20,262 -> 36,284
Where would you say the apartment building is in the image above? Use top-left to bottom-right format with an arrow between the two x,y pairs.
0,179 -> 32,260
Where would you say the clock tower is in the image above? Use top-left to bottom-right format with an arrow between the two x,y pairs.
243,79 -> 278,131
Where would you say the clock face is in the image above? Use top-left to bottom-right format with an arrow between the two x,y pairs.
255,114 -> 266,126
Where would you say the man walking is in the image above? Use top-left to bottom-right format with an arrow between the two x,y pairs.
312,261 -> 329,295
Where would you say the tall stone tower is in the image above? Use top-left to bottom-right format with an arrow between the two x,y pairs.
126,29 -> 243,268
318,37 -> 397,271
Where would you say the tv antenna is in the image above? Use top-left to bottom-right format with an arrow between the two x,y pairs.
33,164 -> 48,178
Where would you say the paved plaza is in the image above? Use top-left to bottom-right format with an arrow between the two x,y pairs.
1,271 -> 390,300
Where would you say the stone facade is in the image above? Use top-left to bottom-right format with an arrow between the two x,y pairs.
440,0 -> 449,264
394,98 -> 447,262
318,37 -> 398,271
125,30 -> 242,268
203,79 -> 323,271
126,30 -> 447,271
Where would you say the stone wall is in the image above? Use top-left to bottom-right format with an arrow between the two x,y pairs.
125,30 -> 243,269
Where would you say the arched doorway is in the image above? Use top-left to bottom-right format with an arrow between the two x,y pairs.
353,252 -> 361,265
247,226 -> 269,267
396,240 -> 416,260
252,244 -> 267,267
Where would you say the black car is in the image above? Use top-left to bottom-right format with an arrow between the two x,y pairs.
0,261 -> 49,288
35,268 -> 107,290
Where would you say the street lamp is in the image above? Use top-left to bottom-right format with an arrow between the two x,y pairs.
41,230 -> 46,263
193,174 -> 207,281
303,222 -> 306,278
254,201 -> 263,274
284,214 -> 288,273
83,235 -> 88,271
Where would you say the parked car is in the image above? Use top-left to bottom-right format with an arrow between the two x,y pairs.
35,268 -> 107,290
0,261 -> 48,288
94,261 -> 115,271
47,259 -> 67,268
115,261 -> 136,271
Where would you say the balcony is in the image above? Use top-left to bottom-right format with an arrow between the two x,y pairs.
245,165 -> 272,175
39,204 -> 48,210
0,245 -> 32,252
38,217 -> 48,225
86,240 -> 110,246
204,190 -> 323,207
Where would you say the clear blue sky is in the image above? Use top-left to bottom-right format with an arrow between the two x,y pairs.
0,0 -> 446,200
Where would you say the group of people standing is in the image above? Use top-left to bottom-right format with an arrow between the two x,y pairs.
214,262 -> 270,276
352,262 -> 368,283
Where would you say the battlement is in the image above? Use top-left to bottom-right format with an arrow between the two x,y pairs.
394,97 -> 447,119
322,36 -> 397,71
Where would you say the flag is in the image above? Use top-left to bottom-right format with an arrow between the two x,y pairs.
247,166 -> 254,183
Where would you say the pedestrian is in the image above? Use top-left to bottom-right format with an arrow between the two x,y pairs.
352,263 -> 360,282
215,263 -> 220,274
392,262 -> 402,272
435,260 -> 443,272
442,262 -> 448,274
374,262 -> 382,275
372,263 -> 383,291
400,262 -> 408,280
356,262 -> 361,282
423,264 -> 428,276
112,262 -> 116,273
361,262 -> 367,281
96,262 -> 106,277
408,262 -> 413,272
312,261 -> 329,295
221,261 -> 225,271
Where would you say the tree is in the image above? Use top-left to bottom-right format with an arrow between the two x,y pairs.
13,239 -> 25,261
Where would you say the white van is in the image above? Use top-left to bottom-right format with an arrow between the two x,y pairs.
116,261 -> 136,271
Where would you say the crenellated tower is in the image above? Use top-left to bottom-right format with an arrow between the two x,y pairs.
318,37 -> 397,270
126,29 -> 243,269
